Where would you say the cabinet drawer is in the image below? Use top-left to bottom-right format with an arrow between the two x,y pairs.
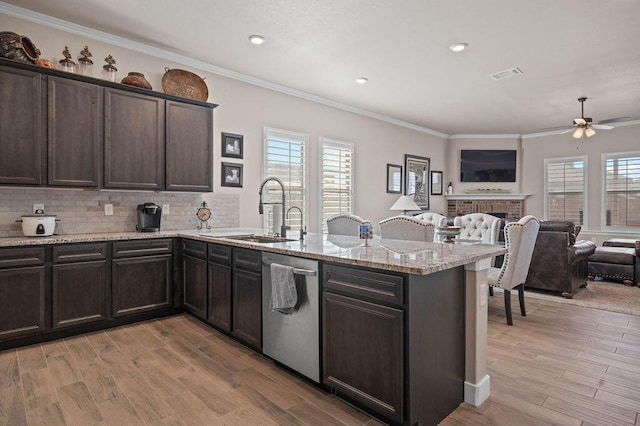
183,239 -> 207,260
208,243 -> 231,265
0,247 -> 46,268
113,239 -> 173,258
233,248 -> 261,272
323,264 -> 404,307
52,243 -> 107,263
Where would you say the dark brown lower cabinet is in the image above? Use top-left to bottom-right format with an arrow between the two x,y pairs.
323,292 -> 404,423
0,266 -> 47,339
232,268 -> 261,349
112,254 -> 172,317
208,261 -> 231,331
52,260 -> 109,329
183,255 -> 207,320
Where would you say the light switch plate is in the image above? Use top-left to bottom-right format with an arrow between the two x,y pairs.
104,204 -> 113,216
162,204 -> 170,215
33,203 -> 44,213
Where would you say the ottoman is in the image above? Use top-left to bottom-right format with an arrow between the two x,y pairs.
588,239 -> 640,285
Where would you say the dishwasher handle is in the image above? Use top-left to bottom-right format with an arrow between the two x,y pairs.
263,262 -> 317,276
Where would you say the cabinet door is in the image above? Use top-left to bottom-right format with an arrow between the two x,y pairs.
166,101 -> 213,192
0,266 -> 47,339
112,254 -> 172,317
183,255 -> 207,319
48,77 -> 103,187
52,260 -> 109,329
232,269 -> 261,349
0,65 -> 44,185
104,88 -> 165,190
208,261 -> 231,332
323,292 -> 404,423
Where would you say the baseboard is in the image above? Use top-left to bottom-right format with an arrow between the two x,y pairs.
464,374 -> 490,406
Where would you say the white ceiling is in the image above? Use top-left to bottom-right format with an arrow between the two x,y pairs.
3,0 -> 640,136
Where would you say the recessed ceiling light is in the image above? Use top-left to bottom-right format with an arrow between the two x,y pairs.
249,35 -> 265,45
355,77 -> 368,84
449,42 -> 468,52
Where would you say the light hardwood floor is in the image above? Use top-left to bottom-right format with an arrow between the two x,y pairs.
1,293 -> 640,425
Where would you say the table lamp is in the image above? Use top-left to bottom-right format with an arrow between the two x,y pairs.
390,195 -> 420,215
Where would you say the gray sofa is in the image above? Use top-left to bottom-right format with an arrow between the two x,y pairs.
525,220 -> 597,298
588,238 -> 640,285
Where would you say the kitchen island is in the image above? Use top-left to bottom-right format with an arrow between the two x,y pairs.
0,229 -> 505,425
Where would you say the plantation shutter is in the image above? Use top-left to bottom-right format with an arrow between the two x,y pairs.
545,157 -> 586,225
321,139 -> 354,233
604,153 -> 640,229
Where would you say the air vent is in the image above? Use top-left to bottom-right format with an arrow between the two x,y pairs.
489,67 -> 523,81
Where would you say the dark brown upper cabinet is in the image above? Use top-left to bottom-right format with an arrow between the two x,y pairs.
166,101 -> 213,192
0,65 -> 45,185
104,88 -> 165,190
48,77 -> 103,187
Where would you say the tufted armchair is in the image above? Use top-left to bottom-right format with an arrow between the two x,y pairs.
327,213 -> 372,236
379,215 -> 435,242
453,213 -> 501,244
488,215 -> 540,325
414,212 -> 447,228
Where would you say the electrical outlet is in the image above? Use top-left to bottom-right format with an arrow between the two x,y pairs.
104,204 -> 113,216
33,203 -> 44,213
162,204 -> 170,215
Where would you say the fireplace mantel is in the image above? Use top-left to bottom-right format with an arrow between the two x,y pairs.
446,193 -> 532,201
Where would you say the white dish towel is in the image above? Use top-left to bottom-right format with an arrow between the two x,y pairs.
270,263 -> 298,314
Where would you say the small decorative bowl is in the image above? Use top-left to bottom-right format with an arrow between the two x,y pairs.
436,226 -> 461,243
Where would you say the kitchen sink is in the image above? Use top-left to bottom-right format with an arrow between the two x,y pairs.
221,234 -> 295,243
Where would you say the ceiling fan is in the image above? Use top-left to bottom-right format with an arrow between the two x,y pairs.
541,97 -> 632,139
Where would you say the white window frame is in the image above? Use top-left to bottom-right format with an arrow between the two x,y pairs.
319,137 -> 354,233
262,127 -> 309,232
602,151 -> 640,232
543,155 -> 588,226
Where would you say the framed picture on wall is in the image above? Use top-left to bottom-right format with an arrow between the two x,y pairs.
221,132 -> 243,158
386,164 -> 402,193
221,162 -> 243,187
404,154 -> 430,210
431,170 -> 443,195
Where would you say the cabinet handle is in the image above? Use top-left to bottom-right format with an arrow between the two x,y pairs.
262,262 -> 317,276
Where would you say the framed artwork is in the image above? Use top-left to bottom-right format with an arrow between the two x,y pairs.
221,162 -> 243,187
221,132 -> 243,158
431,170 -> 443,195
386,164 -> 402,193
404,154 -> 430,210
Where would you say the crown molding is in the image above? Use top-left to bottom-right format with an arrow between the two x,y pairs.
447,133 -> 521,139
0,1 -> 449,139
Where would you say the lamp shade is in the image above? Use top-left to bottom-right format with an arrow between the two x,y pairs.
390,195 -> 421,214
572,127 -> 584,139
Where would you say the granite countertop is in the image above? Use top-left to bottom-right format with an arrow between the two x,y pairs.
0,229 -> 506,275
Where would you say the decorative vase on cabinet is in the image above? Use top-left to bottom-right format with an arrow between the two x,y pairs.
121,72 -> 152,90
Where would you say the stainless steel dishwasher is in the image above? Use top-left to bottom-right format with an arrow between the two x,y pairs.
262,252 -> 319,383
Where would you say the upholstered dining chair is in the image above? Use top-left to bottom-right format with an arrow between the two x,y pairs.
379,215 -> 435,242
326,213 -> 372,236
453,213 -> 501,244
413,212 -> 447,228
487,215 -> 540,325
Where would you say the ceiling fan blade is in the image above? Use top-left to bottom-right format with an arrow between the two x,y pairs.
592,124 -> 614,130
573,118 -> 586,126
538,125 -> 574,132
559,128 -> 576,135
595,116 -> 633,125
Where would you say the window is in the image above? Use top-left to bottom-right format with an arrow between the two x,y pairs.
320,138 -> 354,233
603,152 -> 640,229
263,127 -> 308,232
544,156 -> 587,225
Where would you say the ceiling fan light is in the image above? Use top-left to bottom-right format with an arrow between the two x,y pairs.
573,128 -> 584,139
585,127 -> 595,137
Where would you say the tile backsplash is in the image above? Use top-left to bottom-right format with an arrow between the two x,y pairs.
0,188 -> 238,237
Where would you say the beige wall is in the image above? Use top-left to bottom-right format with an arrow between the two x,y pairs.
0,12 -> 447,234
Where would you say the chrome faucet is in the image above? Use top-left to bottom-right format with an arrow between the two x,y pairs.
258,177 -> 288,237
286,206 -> 306,241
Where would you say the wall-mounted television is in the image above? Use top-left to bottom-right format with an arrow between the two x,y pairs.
460,150 -> 516,182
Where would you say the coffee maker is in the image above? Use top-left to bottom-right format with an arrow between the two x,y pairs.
136,203 -> 162,232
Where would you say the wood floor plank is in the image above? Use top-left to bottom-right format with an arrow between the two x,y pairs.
97,394 -> 144,426
45,354 -> 82,388
25,402 -> 66,426
56,381 -> 103,425
117,375 -> 174,423
20,368 -> 57,410
80,365 -> 121,403
289,400 -> 349,426
176,371 -> 238,415
0,384 -> 27,426
0,350 -> 20,389
16,345 -> 46,373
